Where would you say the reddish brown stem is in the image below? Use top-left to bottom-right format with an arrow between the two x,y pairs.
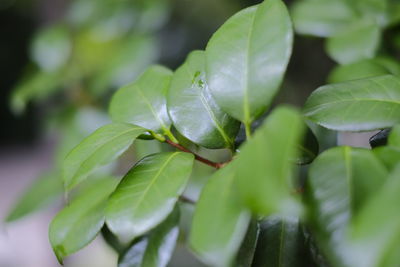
165,139 -> 227,169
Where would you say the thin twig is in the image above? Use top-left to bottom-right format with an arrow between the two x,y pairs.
165,139 -> 227,169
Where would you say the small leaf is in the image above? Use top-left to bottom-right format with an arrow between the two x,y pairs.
63,123 -> 146,190
235,106 -> 304,216
369,129 -> 391,148
49,177 -> 118,264
106,152 -> 194,243
251,216 -> 310,267
6,171 -> 63,222
206,0 -> 293,124
306,147 -> 388,266
326,19 -> 381,64
168,50 -> 240,149
291,0 -> 356,37
118,208 -> 180,267
235,220 -> 260,267
328,59 -> 390,84
304,75 -> 400,131
109,65 -> 173,134
190,164 -> 251,267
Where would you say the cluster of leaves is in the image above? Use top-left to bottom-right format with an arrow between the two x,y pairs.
7,0 -> 400,267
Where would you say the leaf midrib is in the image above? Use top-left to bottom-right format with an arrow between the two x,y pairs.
130,152 -> 180,215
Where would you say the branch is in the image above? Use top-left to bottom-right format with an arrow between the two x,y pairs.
165,139 -> 228,169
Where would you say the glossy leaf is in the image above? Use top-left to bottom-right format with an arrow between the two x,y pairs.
63,123 -> 146,190
235,220 -> 260,267
304,75 -> 400,131
235,106 -> 304,216
306,147 -> 388,266
291,0 -> 355,37
326,20 -> 381,64
251,216 -> 309,267
206,0 -> 293,124
348,165 -> 400,267
109,65 -> 173,134
168,50 -> 240,149
190,164 -> 251,267
49,177 -> 118,263
106,152 -> 194,242
6,171 -> 63,222
369,129 -> 391,148
118,208 -> 179,267
328,59 -> 390,84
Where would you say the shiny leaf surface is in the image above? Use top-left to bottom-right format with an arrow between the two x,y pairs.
168,50 -> 240,149
63,123 -> 146,190
106,152 -> 194,242
304,75 -> 400,131
109,65 -> 173,134
206,0 -> 293,124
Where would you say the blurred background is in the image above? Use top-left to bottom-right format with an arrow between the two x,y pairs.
0,0 -> 382,266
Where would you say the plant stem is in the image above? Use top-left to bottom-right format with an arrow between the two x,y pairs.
165,139 -> 227,169
164,129 -> 179,143
244,121 -> 252,139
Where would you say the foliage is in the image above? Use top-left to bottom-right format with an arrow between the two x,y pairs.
7,0 -> 400,266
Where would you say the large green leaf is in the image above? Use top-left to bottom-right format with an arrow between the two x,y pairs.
306,147 -> 388,266
206,0 -> 293,125
63,123 -> 146,190
118,208 -> 180,267
106,152 -> 194,242
235,106 -> 304,216
6,171 -> 63,222
326,20 -> 381,64
49,177 -> 118,263
251,216 -> 310,267
167,50 -> 240,149
373,146 -> 400,171
109,65 -> 173,134
303,75 -> 400,131
346,165 -> 400,267
291,0 -> 356,37
190,164 -> 251,267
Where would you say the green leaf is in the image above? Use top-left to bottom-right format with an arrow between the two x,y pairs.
303,75 -> 400,131
235,220 -> 260,267
49,177 -> 118,264
347,165 -> 400,267
328,59 -> 390,84
388,125 -> 400,147
6,171 -> 63,222
251,216 -> 309,267
63,123 -> 146,190
235,106 -> 304,216
190,164 -> 251,267
291,0 -> 356,37
109,65 -> 173,134
118,208 -> 180,267
206,0 -> 293,124
30,24 -> 71,71
373,146 -> 400,171
168,50 -> 240,149
326,19 -> 381,64
106,152 -> 194,242
306,147 -> 388,266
